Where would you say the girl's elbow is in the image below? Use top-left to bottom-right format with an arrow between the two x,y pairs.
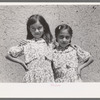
90,56 -> 94,63
5,54 -> 11,59
5,54 -> 9,59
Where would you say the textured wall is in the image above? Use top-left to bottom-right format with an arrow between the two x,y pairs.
0,5 -> 100,82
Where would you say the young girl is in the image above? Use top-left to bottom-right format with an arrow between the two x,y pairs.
52,24 -> 94,82
6,14 -> 54,83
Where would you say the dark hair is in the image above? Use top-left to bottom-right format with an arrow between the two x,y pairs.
27,14 -> 53,44
55,24 -> 73,41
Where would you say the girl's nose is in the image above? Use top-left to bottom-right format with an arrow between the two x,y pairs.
35,29 -> 39,32
63,37 -> 67,41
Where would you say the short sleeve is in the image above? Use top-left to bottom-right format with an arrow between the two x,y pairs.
8,45 -> 24,58
74,45 -> 91,62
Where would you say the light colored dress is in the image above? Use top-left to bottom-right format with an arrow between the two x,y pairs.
8,39 -> 54,83
52,44 -> 91,82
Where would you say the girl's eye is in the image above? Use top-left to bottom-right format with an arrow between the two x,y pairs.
38,27 -> 42,30
66,36 -> 70,39
59,36 -> 64,39
31,27 -> 36,31
59,36 -> 70,39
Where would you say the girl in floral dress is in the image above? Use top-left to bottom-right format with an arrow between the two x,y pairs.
6,14 -> 54,83
52,24 -> 94,82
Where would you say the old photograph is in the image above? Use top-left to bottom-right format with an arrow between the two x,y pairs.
0,3 -> 99,83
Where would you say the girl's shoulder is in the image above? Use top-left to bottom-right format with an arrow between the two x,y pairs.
18,39 -> 31,46
70,44 -> 81,50
32,38 -> 46,44
52,45 -> 74,53
71,44 -> 91,55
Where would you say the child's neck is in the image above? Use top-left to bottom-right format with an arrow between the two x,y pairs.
58,44 -> 70,51
33,38 -> 42,41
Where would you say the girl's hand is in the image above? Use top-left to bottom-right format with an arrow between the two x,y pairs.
6,54 -> 29,71
54,67 -> 64,78
76,65 -> 83,78
20,63 -> 29,71
53,40 -> 59,48
19,40 -> 28,46
77,64 -> 85,77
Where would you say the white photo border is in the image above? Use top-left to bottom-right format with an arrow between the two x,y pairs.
0,2 -> 100,98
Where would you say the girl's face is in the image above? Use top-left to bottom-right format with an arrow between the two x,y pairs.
57,29 -> 72,48
29,21 -> 44,39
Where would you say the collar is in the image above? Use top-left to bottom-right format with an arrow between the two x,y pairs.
54,44 -> 74,53
31,38 -> 45,43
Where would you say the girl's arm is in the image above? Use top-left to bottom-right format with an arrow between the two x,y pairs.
74,45 -> 94,75
6,54 -> 28,71
77,56 -> 94,75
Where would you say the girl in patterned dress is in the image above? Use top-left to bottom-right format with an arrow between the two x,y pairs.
6,14 -> 54,83
51,24 -> 94,82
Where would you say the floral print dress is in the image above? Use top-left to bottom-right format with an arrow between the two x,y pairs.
8,39 -> 54,83
52,44 -> 91,82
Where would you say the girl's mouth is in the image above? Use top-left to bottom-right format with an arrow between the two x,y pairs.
35,34 -> 41,36
62,42 -> 67,44
35,33 -> 40,35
